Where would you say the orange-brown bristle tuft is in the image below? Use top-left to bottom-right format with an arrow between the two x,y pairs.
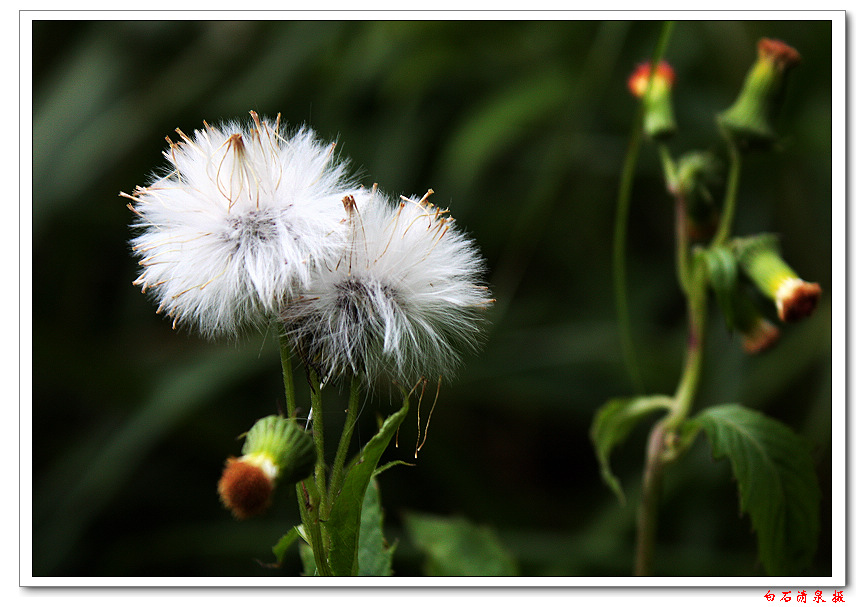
758,38 -> 801,69
217,457 -> 273,519
779,281 -> 822,323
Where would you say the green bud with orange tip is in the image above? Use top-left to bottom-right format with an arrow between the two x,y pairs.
718,38 -> 801,150
628,60 -> 677,140
218,415 -> 315,519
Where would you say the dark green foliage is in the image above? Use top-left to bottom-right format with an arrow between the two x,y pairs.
591,395 -> 673,503
686,404 -> 821,575
405,513 -> 519,576
324,400 -> 409,575
31,19 -> 833,577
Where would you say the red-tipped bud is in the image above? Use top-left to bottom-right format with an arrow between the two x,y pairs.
628,60 -> 676,98
758,38 -> 802,71
628,60 -> 677,140
718,38 -> 801,150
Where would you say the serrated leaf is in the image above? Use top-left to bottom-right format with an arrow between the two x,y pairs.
590,395 -> 673,503
357,478 -> 397,576
700,245 -> 740,331
404,513 -> 518,576
686,404 -> 820,575
323,399 -> 410,576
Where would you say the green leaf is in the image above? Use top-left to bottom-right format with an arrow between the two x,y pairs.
700,245 -> 740,331
686,404 -> 820,575
405,513 -> 519,576
298,541 -> 317,577
270,527 -> 300,567
590,395 -> 673,503
323,399 -> 410,576
357,479 -> 397,576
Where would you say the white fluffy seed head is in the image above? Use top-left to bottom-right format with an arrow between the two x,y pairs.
125,111 -> 363,338
282,188 -> 494,386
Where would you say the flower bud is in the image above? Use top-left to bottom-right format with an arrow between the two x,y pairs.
734,234 -> 821,323
218,415 -> 315,519
717,38 -> 801,150
729,291 -> 780,354
628,60 -> 677,140
740,317 -> 781,354
675,151 -> 721,241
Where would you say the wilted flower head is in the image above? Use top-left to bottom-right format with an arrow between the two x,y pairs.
282,188 -> 493,385
124,111 -> 362,337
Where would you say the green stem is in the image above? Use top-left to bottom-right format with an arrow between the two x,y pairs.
634,422 -> 666,576
669,263 -> 708,428
278,332 -> 296,414
308,369 -> 328,508
296,482 -> 331,576
612,20 -> 676,394
613,110 -> 646,393
327,375 -> 361,511
280,336 -> 332,575
711,138 -> 742,248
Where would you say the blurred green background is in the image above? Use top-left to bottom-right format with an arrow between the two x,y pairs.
31,19 -> 833,577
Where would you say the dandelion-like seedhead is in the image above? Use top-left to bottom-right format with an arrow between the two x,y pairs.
282,188 -> 493,386
124,111 -> 362,338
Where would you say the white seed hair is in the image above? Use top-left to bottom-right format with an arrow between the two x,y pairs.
282,188 -> 493,386
125,111 -> 363,338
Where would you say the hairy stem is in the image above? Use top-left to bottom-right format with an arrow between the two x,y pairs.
308,369 -> 328,509
278,332 -> 296,414
327,375 -> 361,511
296,482 -> 332,576
280,337 -> 332,575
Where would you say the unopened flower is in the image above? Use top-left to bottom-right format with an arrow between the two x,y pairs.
124,111 -> 362,338
675,151 -> 721,241
730,291 -> 780,354
734,234 -> 821,323
282,188 -> 493,385
218,415 -> 315,519
628,60 -> 677,140
718,38 -> 801,149
740,318 -> 780,354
